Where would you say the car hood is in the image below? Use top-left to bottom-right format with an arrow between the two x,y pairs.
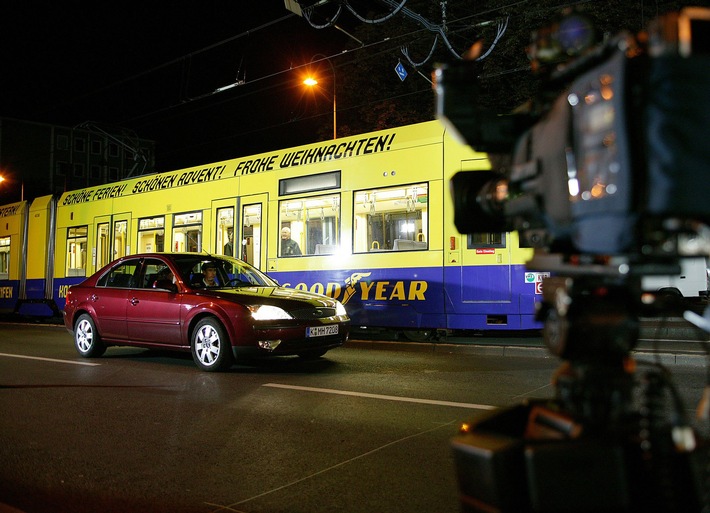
193,286 -> 341,308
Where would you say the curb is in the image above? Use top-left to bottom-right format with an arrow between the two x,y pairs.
347,338 -> 708,366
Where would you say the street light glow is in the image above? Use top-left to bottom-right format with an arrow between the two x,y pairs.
303,55 -> 337,139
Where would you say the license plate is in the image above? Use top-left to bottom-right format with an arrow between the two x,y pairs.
307,325 -> 339,337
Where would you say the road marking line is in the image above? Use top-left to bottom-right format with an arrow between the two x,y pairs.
0,352 -> 100,366
263,383 -> 496,410
207,420 -> 458,512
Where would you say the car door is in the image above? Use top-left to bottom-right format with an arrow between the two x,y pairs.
125,258 -> 183,346
94,260 -> 141,341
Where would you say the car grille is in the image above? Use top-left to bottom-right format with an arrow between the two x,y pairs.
290,307 -> 337,320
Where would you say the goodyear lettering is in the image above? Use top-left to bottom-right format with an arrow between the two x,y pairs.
0,204 -> 21,217
58,285 -> 71,299
283,278 -> 427,304
0,287 -> 13,298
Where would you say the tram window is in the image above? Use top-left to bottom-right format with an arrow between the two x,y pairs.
138,216 -> 165,253
467,232 -> 506,249
173,211 -> 202,253
114,220 -> 128,259
278,193 -> 340,256
353,183 -> 428,253
241,204 -> 262,267
216,207 -> 234,257
0,236 -> 10,280
66,226 -> 88,277
279,171 -> 340,196
96,223 -> 110,269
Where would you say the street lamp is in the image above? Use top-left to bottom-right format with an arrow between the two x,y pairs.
303,55 -> 337,139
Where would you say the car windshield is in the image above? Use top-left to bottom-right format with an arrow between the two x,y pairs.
170,254 -> 278,289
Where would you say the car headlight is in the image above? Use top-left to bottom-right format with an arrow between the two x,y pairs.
335,302 -> 347,317
249,305 -> 293,320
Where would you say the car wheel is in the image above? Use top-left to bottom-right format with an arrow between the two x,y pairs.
191,317 -> 233,372
74,313 -> 106,357
297,349 -> 328,360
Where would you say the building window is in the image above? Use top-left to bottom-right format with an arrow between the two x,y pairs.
74,138 -> 85,152
56,161 -> 70,176
91,140 -> 102,155
108,143 -> 119,157
73,163 -> 85,178
108,167 -> 119,181
56,135 -> 69,151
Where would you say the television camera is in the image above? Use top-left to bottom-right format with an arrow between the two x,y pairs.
435,7 -> 710,512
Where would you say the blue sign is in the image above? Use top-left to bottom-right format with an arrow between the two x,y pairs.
395,62 -> 408,81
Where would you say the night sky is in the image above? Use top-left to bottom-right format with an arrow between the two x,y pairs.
1,2 -> 355,175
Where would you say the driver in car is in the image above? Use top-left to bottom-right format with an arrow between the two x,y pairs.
195,262 -> 220,287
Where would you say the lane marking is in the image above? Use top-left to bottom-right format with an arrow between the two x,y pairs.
263,383 -> 496,410
206,420 -> 458,512
0,352 -> 100,366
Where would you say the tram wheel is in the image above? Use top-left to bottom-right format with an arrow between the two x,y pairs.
403,329 -> 434,342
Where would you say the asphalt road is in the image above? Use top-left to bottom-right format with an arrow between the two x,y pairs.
0,324 -> 708,513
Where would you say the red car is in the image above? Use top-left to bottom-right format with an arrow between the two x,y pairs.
63,253 -> 350,371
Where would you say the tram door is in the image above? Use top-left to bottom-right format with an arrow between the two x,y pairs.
460,232 -> 512,303
94,213 -> 131,273
238,194 -> 266,271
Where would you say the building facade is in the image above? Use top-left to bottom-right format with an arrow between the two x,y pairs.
0,118 -> 155,203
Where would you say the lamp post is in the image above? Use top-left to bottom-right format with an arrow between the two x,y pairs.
303,55 -> 337,139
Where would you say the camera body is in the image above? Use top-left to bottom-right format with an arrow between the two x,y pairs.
437,8 -> 710,512
438,10 -> 710,258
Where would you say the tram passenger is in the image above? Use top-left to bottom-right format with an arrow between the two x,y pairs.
280,227 -> 302,257
224,229 -> 234,256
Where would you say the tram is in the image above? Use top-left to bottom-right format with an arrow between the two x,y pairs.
0,120 -> 546,336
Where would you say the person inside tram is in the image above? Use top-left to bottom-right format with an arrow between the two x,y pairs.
224,229 -> 234,256
280,227 -> 302,257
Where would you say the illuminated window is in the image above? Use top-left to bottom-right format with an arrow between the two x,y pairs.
241,204 -> 262,267
278,193 -> 340,256
0,236 -> 10,280
66,226 -> 88,277
353,183 -> 428,253
216,207 -> 234,257
172,211 -> 202,253
467,232 -> 506,249
114,220 -> 128,259
137,216 -> 165,253
96,223 -> 110,269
